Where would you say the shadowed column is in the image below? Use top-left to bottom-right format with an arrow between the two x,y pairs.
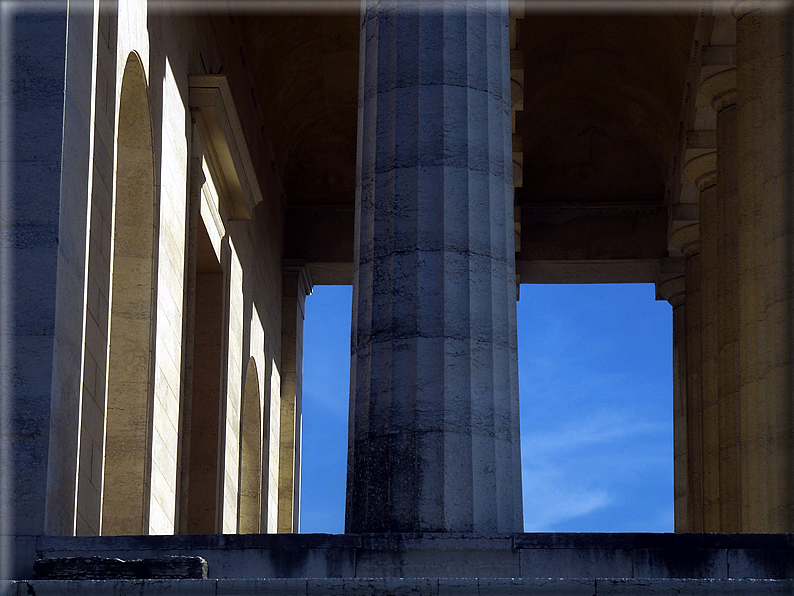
656,263 -> 687,531
700,64 -> 741,532
733,2 -> 793,532
679,154 -> 711,532
346,0 -> 523,533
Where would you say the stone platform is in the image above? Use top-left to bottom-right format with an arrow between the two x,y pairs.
3,577 -> 794,596
5,533 -> 793,582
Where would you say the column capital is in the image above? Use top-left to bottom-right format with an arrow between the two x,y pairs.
283,259 -> 313,298
657,258 -> 686,308
698,67 -> 737,112
731,0 -> 765,18
683,151 -> 717,192
670,222 -> 701,258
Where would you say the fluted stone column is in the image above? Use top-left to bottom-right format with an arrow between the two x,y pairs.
683,152 -> 718,531
656,264 -> 687,531
700,66 -> 741,532
733,2 -> 793,532
697,158 -> 721,532
669,219 -> 703,531
347,0 -> 522,533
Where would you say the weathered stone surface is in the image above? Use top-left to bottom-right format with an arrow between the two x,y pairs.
14,533 -> 792,582
31,557 -> 207,580
356,535 -> 519,578
4,578 -> 793,596
348,0 -> 522,535
597,578 -> 794,595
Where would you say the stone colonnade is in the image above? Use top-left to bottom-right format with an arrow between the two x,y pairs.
659,5 -> 793,532
4,0 -> 312,539
347,0 -> 523,533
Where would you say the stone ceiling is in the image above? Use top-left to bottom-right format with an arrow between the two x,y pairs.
226,9 -> 698,283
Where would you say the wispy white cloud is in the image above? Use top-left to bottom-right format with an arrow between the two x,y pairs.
521,410 -> 667,456
521,407 -> 671,531
523,464 -> 613,530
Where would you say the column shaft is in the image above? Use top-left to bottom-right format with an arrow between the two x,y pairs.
685,251 -> 705,532
347,0 -> 522,533
716,101 -> 741,532
671,302 -> 688,532
698,182 -> 721,531
735,7 -> 793,532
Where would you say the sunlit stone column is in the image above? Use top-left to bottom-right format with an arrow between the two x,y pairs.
347,0 -> 523,533
278,261 -> 312,533
733,2 -> 793,532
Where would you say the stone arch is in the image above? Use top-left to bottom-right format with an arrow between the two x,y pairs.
101,51 -> 156,535
238,356 -> 264,533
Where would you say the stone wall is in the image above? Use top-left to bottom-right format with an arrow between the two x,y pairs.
5,0 -> 300,547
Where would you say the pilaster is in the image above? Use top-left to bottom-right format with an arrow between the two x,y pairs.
277,261 -> 312,533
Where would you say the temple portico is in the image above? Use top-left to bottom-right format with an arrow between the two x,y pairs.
2,0 -> 794,590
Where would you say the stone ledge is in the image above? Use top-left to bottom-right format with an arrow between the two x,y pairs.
30,556 -> 208,580
14,534 -> 793,582
2,578 -> 793,596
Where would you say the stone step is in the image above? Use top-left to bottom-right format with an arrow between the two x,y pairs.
3,577 -> 794,596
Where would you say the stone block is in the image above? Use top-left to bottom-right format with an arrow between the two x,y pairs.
438,579 -> 478,596
191,536 -> 357,579
727,549 -> 794,579
356,535 -> 519,578
307,578 -> 437,596
519,548 -> 633,579
31,556 -> 207,580
20,580 -> 141,596
596,578 -> 794,595
218,579 -> 306,596
633,549 -> 727,579
480,579 -> 596,595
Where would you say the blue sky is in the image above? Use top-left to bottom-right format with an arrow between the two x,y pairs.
299,283 -> 673,534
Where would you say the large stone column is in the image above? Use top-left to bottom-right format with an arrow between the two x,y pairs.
733,2 -> 793,532
682,153 -> 716,531
347,0 -> 522,533
668,213 -> 704,531
695,155 -> 721,532
700,65 -> 741,532
656,262 -> 687,531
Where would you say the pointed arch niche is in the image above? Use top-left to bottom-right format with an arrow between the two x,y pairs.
101,52 -> 157,535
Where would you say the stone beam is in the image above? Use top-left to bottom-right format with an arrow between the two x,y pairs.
518,200 -> 668,263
